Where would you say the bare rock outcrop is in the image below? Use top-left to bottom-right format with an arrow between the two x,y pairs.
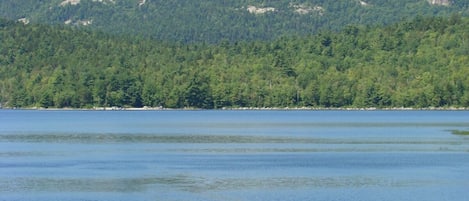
428,0 -> 450,6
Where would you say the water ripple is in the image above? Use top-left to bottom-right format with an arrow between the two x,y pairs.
0,134 -> 466,145
0,175 -> 434,193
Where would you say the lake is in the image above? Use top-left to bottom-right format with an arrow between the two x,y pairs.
1,110 -> 469,201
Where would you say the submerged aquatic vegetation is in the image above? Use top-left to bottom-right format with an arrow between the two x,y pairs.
451,130 -> 469,136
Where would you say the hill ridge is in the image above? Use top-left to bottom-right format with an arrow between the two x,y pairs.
1,0 -> 467,43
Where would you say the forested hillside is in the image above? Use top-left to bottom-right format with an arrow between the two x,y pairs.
0,15 -> 468,109
0,0 -> 468,43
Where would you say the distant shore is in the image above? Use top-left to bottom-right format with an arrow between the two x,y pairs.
2,106 -> 468,111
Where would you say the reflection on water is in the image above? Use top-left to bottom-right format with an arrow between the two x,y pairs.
0,175 -> 432,193
1,133 -> 468,144
1,110 -> 469,201
2,133 -> 469,153
1,177 -> 154,193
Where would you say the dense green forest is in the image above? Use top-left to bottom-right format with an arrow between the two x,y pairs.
0,15 -> 468,109
0,0 -> 468,43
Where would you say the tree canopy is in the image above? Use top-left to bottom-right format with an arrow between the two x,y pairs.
0,15 -> 468,109
0,0 -> 467,43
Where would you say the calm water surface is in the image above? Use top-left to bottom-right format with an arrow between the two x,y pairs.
1,110 -> 469,201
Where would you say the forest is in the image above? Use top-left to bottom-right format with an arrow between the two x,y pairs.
0,15 -> 468,109
0,0 -> 468,43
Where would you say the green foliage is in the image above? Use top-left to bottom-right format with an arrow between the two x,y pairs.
0,0 -> 467,43
0,16 -> 469,109
451,130 -> 469,135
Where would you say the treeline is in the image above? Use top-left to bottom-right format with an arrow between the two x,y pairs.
0,15 -> 468,109
0,0 -> 467,43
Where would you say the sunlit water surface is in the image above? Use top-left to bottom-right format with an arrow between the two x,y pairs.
1,110 -> 469,201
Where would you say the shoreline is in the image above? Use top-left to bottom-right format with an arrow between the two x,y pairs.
1,106 -> 468,111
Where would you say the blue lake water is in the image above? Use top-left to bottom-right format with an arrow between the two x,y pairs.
1,110 -> 469,201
